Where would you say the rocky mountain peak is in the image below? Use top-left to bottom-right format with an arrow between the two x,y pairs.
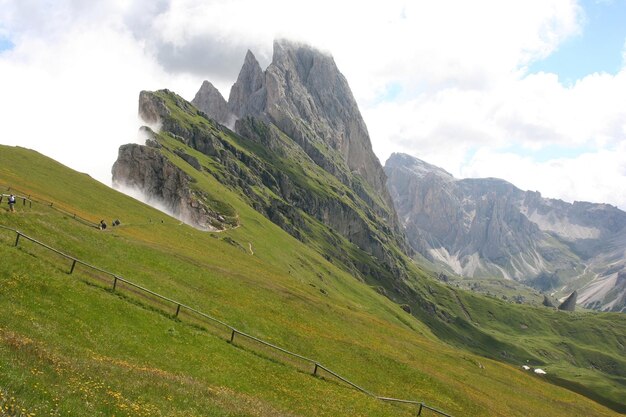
191,81 -> 235,128
194,40 -> 397,222
385,153 -> 626,312
265,40 -> 393,210
386,153 -> 455,182
228,49 -> 266,118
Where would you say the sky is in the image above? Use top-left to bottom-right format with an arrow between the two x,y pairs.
1,0 -> 625,209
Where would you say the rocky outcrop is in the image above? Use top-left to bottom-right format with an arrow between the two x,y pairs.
191,81 -> 235,128
228,50 -> 266,119
558,291 -> 578,311
263,40 -> 392,208
122,89 -> 411,284
385,152 -> 626,312
112,143 -> 233,231
193,40 -> 398,233
542,295 -> 556,308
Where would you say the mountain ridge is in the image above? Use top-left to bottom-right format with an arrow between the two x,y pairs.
385,152 -> 626,312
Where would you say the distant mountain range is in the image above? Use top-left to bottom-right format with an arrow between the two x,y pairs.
385,153 -> 626,312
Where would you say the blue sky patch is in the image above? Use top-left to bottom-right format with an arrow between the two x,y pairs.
0,36 -> 14,52
528,0 -> 626,84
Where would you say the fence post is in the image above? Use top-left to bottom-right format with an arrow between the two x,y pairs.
313,363 -> 319,376
70,259 -> 77,274
14,232 -> 20,247
417,403 -> 423,416
175,304 -> 181,317
112,276 -> 118,291
230,329 -> 236,343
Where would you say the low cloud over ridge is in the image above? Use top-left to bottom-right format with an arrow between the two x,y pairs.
1,0 -> 625,209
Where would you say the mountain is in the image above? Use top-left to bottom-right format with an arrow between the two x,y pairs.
198,39 -> 397,224
117,40 -> 410,286
385,152 -> 626,312
107,41 -> 626,412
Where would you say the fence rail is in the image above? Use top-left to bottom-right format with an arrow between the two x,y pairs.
0,224 -> 453,416
1,185 -> 99,228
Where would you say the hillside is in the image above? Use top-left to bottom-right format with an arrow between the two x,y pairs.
385,152 -> 626,312
1,146 -> 625,416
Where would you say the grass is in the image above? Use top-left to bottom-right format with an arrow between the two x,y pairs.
0,141 -> 624,417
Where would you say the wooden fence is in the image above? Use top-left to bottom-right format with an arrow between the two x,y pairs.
1,186 -> 99,228
0,224 -> 453,417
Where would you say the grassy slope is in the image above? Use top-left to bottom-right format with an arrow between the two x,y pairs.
147,90 -> 626,409
0,145 -> 624,416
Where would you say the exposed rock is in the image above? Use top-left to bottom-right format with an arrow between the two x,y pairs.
126,89 -> 411,285
187,41 -> 413,279
385,152 -> 626,312
194,40 -> 400,236
112,144 -> 231,231
174,149 -> 202,171
558,291 -> 578,311
139,126 -> 161,148
192,81 -> 236,128
264,40 -> 391,207
542,295 -> 556,308
228,50 -> 267,119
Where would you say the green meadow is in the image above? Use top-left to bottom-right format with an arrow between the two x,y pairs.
0,144 -> 624,416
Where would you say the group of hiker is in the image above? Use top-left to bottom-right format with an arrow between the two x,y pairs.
3,193 -> 121,231
99,219 -> 121,230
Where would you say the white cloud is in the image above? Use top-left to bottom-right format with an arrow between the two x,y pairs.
1,0 -> 625,210
460,144 -> 626,208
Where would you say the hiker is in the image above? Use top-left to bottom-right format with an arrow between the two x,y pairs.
8,194 -> 16,212
99,220 -> 107,230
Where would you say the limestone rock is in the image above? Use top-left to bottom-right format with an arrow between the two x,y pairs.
112,144 -> 227,231
385,152 -> 626,312
228,50 -> 266,118
558,291 -> 578,311
191,81 -> 235,128
193,40 -> 398,228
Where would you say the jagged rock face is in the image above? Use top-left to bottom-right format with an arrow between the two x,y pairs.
385,152 -> 626,312
194,40 -> 396,225
264,40 -> 389,202
122,89 -> 411,284
228,50 -> 266,119
112,143 -> 226,231
386,153 -> 541,267
558,291 -> 578,311
191,81 -> 235,128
